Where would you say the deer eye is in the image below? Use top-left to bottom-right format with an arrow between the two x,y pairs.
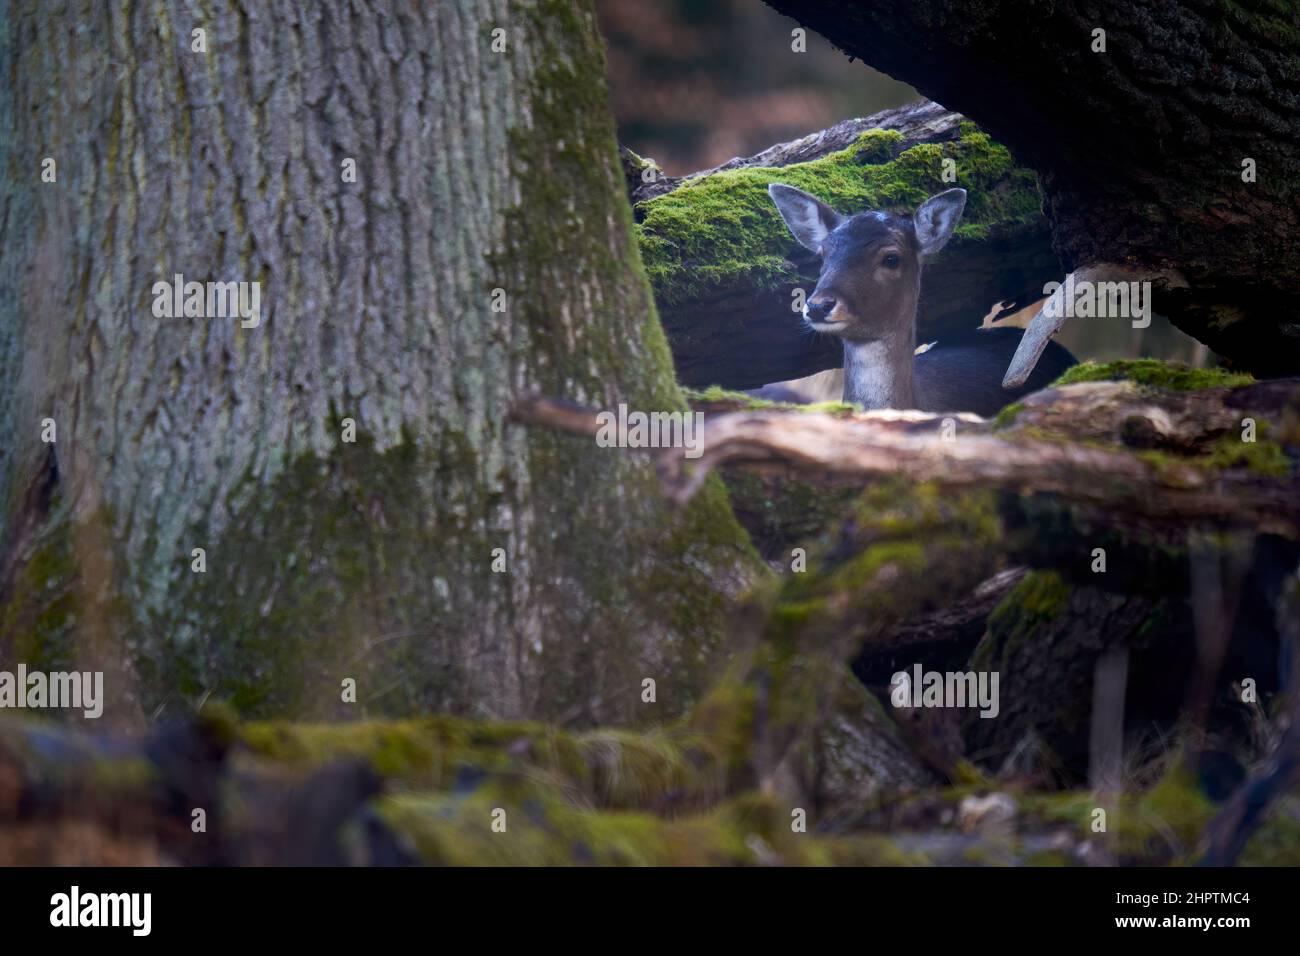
882,253 -> 901,269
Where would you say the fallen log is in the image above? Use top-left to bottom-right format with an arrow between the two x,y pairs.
510,371 -> 1300,535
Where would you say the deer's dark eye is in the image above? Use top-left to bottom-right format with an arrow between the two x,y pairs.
882,253 -> 901,269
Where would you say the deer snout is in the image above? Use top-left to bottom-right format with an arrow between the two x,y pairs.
805,298 -> 837,323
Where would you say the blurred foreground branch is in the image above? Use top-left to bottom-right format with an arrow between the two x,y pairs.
511,375 -> 1300,534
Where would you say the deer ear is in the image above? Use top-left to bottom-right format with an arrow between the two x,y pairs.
913,188 -> 966,257
768,183 -> 843,253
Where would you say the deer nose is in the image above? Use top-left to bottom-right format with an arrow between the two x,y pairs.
805,299 -> 836,322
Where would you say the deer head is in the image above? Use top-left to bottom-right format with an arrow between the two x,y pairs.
768,184 -> 967,409
768,184 -> 966,343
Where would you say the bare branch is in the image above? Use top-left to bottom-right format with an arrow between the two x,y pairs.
510,382 -> 1300,535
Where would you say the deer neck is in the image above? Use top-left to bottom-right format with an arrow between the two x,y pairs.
842,330 -> 916,409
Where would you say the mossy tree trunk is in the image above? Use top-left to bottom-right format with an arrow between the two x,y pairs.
0,0 -> 758,726
765,0 -> 1300,376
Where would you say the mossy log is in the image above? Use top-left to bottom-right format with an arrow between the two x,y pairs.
764,0 -> 1300,376
631,101 -> 1059,388
0,707 -> 924,865
7,703 -> 1294,865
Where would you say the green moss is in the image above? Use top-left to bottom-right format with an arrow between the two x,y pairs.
990,402 -> 1024,429
1127,420 -> 1292,479
690,480 -> 1005,786
1240,799 -> 1300,866
0,492 -> 137,713
803,400 -> 859,415
778,481 -> 1003,617
1052,359 -> 1254,391
240,715 -> 729,813
636,125 -> 1043,307
0,717 -> 161,809
376,788 -> 919,866
620,147 -> 655,173
991,570 -> 1072,632
1030,358 -> 1291,478
682,659 -> 761,779
1200,432 -> 1292,476
683,385 -> 780,409
0,510 -> 77,672
1019,758 -> 1218,864
1029,757 -> 1214,862
682,385 -> 857,416
163,429 -> 455,718
971,570 -> 1074,674
1137,761 -> 1215,840
83,754 -> 159,796
826,540 -> 926,593
1021,790 -> 1098,827
1116,758 -> 1216,860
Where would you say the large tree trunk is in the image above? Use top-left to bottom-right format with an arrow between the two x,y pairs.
763,0 -> 1300,377
0,0 -> 758,726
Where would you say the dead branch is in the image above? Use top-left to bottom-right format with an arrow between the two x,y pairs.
510,378 -> 1300,536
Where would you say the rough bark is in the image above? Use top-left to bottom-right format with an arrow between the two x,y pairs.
628,101 -> 1060,389
0,0 -> 759,726
764,0 -> 1300,376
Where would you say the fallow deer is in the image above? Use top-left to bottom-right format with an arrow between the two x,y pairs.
765,184 -> 1076,416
